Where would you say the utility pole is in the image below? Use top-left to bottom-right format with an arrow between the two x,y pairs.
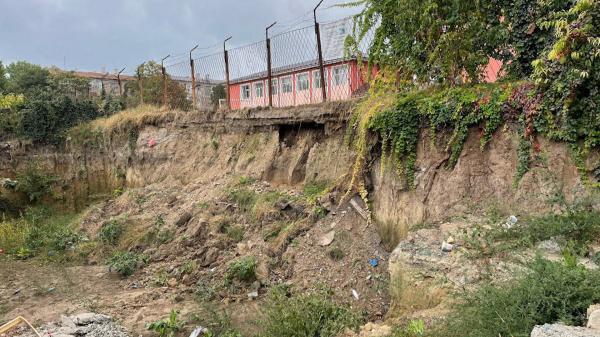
161,55 -> 170,107
314,0 -> 327,103
266,21 -> 277,108
117,67 -> 126,97
190,45 -> 199,108
223,36 -> 232,110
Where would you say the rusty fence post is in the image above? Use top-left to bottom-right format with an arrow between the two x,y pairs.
314,0 -> 327,103
224,37 -> 232,110
117,67 -> 125,97
190,45 -> 199,108
266,22 -> 277,108
138,63 -> 144,105
161,55 -> 170,108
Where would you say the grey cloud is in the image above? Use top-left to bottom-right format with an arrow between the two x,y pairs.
0,0 -> 360,74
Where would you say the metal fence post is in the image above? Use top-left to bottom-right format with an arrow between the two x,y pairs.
190,45 -> 199,108
224,37 -> 232,110
161,55 -> 170,107
138,63 -> 144,105
117,67 -> 125,96
314,0 -> 327,103
266,22 -> 277,108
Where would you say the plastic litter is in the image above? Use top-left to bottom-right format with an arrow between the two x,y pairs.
368,258 -> 379,267
189,326 -> 209,337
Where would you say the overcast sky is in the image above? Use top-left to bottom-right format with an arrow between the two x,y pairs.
0,0 -> 361,75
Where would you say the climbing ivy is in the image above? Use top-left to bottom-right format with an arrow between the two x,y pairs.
359,83 -> 514,190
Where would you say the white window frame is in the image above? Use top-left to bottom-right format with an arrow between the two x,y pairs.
332,65 -> 349,87
254,81 -> 264,98
241,84 -> 251,100
281,76 -> 293,93
270,78 -> 278,95
312,70 -> 328,89
296,72 -> 309,92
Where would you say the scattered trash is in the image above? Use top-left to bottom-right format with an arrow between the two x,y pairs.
368,258 -> 379,268
47,287 -> 56,293
319,230 -> 335,246
189,327 -> 209,337
352,289 -> 360,300
147,138 -> 157,147
12,288 -> 21,295
441,242 -> 454,252
366,274 -> 372,281
504,215 -> 518,229
247,291 -> 259,300
446,236 -> 455,244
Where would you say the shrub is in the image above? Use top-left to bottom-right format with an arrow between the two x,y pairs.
195,280 -> 218,302
439,257 -> 600,337
146,309 -> 183,337
16,165 -> 56,202
225,256 -> 257,283
303,181 -> 329,203
490,210 -> 600,256
327,247 -> 345,261
228,188 -> 257,213
0,207 -> 80,259
226,225 -> 245,242
261,287 -> 362,337
98,219 -> 124,245
108,251 -> 147,277
20,90 -> 100,145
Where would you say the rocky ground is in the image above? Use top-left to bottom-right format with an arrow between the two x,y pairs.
3,313 -> 129,337
1,174 -> 390,335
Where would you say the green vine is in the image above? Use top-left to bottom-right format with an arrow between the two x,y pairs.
363,83 -> 514,189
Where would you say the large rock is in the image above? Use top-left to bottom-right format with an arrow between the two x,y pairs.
531,324 -> 600,337
588,304 -> 600,330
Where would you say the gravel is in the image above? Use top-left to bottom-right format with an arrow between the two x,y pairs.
7,313 -> 130,337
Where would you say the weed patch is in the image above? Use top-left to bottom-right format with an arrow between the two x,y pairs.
438,257 -> 600,337
303,180 -> 330,204
0,207 -> 81,260
261,286 -> 362,337
108,251 -> 147,277
225,256 -> 257,283
146,309 -> 183,337
471,210 -> 600,258
98,219 -> 125,245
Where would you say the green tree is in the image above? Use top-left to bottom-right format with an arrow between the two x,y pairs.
19,90 -> 98,144
348,0 -> 506,85
126,61 -> 191,110
0,61 -> 7,93
210,84 -> 226,107
5,61 -> 49,94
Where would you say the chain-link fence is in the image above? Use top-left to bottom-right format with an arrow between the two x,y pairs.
160,15 -> 375,111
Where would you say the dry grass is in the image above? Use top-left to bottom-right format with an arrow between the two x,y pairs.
88,105 -> 184,134
375,218 -> 408,252
389,268 -> 446,316
0,217 -> 29,254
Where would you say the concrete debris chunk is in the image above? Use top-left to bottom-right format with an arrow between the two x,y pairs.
531,324 -> 600,337
319,230 -> 335,246
10,313 -> 129,337
588,304 -> 600,330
